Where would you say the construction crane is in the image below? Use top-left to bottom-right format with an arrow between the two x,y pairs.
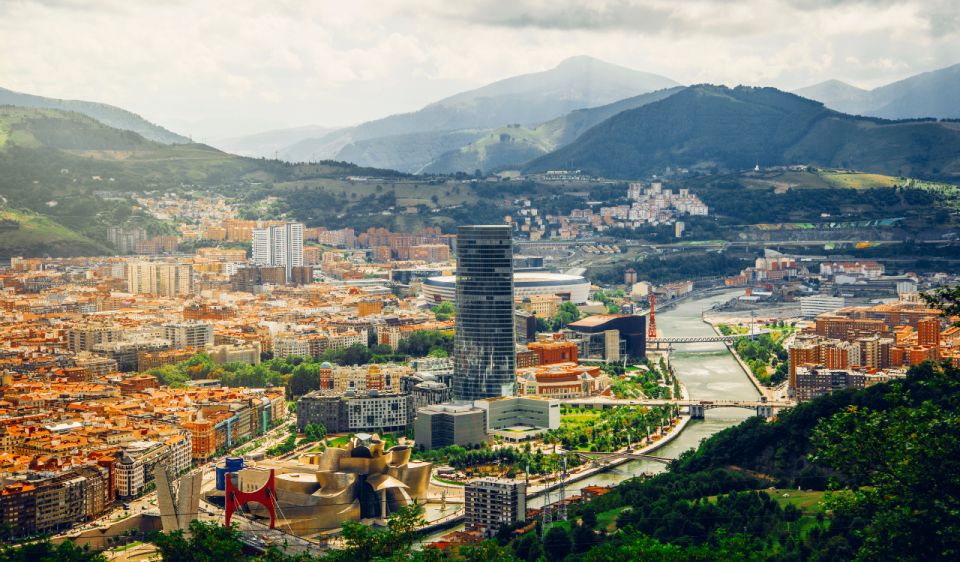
648,294 -> 657,339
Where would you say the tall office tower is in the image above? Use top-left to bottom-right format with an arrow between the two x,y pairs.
452,225 -> 515,401
251,222 -> 304,282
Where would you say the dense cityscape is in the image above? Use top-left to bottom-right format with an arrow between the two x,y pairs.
1,2 -> 960,561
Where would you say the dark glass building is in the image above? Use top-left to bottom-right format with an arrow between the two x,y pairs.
453,225 -> 516,401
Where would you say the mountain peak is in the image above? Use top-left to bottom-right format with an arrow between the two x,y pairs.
554,55 -> 609,69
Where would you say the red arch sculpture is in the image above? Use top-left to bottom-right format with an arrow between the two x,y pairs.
224,469 -> 277,529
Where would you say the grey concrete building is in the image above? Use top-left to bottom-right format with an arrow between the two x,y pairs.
413,403 -> 487,451
474,396 -> 560,432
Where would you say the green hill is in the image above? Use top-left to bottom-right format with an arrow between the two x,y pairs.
0,106 -> 404,257
423,87 -> 683,174
525,85 -> 960,181
0,208 -> 109,258
0,86 -> 190,144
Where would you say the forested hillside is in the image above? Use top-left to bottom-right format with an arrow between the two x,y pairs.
526,85 -> 960,181
0,87 -> 190,144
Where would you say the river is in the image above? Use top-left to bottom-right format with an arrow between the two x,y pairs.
526,289 -> 760,507
421,290 -> 761,537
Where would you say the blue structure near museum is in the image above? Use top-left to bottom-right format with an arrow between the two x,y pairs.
215,457 -> 245,491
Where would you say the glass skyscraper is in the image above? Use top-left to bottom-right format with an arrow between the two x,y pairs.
453,225 -> 516,401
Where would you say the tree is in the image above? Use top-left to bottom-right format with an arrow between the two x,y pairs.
397,330 -> 454,357
572,521 -> 596,553
152,520 -> 244,562
287,363 -> 321,397
553,302 -> 581,329
432,301 -> 454,321
542,526 -> 572,562
0,539 -> 106,562
811,388 -> 960,562
303,422 -> 327,442
322,502 -> 425,562
923,284 -> 960,325
581,506 -> 598,529
512,530 -> 544,562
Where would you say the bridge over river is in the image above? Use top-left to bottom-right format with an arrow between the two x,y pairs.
559,397 -> 796,419
573,451 -> 673,465
648,334 -> 756,344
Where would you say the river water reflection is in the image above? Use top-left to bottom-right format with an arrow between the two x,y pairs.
527,290 -> 759,508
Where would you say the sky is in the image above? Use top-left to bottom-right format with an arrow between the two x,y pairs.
0,0 -> 957,140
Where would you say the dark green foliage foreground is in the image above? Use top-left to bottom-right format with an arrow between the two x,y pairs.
0,540 -> 106,562
4,361 -> 958,562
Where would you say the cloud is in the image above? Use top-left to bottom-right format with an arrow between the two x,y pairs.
0,0 -> 956,139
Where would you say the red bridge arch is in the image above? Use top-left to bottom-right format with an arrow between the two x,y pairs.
224,469 -> 277,529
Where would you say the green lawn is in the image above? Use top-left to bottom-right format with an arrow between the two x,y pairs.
767,489 -> 826,513
818,170 -> 898,189
433,476 -> 465,486
595,506 -> 628,532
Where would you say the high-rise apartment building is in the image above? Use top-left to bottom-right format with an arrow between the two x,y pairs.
452,225 -> 516,401
163,321 -> 214,349
465,478 -> 526,537
126,261 -> 193,297
252,222 -> 304,282
917,318 -> 941,350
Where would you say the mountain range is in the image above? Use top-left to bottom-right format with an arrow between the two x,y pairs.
213,125 -> 339,158
4,57 -> 959,177
0,86 -> 190,144
793,63 -> 960,119
422,86 -> 684,174
526,85 -> 960,180
274,56 -> 680,171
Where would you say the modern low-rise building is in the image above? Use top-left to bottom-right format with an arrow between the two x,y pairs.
413,403 -> 487,450
297,391 -> 415,433
474,396 -> 560,433
565,314 -> 647,361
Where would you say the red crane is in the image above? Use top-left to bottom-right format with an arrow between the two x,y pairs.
648,294 -> 657,339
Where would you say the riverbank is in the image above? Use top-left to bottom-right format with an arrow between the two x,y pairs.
420,290 -> 762,542
527,412 -> 692,500
417,413 -> 693,536
704,317 -> 775,400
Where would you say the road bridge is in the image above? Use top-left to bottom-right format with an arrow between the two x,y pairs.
648,334 -> 756,344
560,397 -> 795,419
573,451 -> 672,465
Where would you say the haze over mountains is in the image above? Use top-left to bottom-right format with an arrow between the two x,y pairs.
272,56 -> 680,171
215,125 -> 339,158
422,86 -> 684,174
793,63 -> 960,120
2,56 -> 959,180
